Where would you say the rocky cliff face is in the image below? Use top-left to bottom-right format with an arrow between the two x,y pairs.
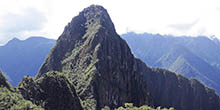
141,67 -> 220,110
18,71 -> 82,110
37,5 -> 220,110
0,70 -> 44,110
38,5 -> 152,109
0,70 -> 11,89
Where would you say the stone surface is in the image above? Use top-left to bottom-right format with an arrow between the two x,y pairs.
0,70 -> 11,89
37,5 -> 220,110
18,71 -> 82,110
0,70 -> 43,110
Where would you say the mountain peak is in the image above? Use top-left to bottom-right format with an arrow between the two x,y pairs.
37,5 -> 220,110
81,5 -> 107,17
37,5 -> 146,109
80,5 -> 113,26
63,4 -> 115,38
38,5 -> 120,77
6,37 -> 20,45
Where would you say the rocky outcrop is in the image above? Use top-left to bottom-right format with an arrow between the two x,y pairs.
37,5 -> 220,110
0,87 -> 44,110
0,70 -> 43,110
0,70 -> 11,89
18,71 -> 82,110
139,65 -> 220,110
37,5 -> 153,109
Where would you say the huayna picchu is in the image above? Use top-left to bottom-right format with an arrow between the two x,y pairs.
1,5 -> 220,110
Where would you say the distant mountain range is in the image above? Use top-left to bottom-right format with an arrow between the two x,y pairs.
0,37 -> 55,86
1,5 -> 220,110
122,32 -> 220,94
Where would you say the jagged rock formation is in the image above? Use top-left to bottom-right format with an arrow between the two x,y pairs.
112,103 -> 175,110
142,67 -> 220,110
0,70 -> 43,110
0,87 -> 44,110
0,70 -> 11,89
36,5 -> 220,110
37,5 -> 153,109
18,71 -> 82,110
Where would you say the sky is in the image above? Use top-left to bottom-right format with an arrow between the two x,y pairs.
0,0 -> 220,45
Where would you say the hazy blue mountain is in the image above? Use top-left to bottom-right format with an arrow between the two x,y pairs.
213,37 -> 220,47
179,37 -> 220,67
1,5 -> 220,110
34,5 -> 220,110
0,37 -> 55,86
122,32 -> 220,94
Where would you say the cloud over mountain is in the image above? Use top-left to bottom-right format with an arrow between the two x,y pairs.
0,8 -> 47,45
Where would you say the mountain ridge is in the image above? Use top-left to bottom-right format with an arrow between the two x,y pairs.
0,37 -> 56,86
0,5 -> 219,110
35,5 -> 220,110
122,32 -> 220,94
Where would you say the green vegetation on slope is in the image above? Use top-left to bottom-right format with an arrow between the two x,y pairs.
0,87 -> 44,110
18,71 -> 82,110
0,70 -> 43,110
0,70 -> 11,89
36,5 -> 220,110
102,103 -> 175,110
0,5 -> 219,110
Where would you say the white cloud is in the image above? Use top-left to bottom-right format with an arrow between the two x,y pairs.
0,8 -> 46,33
1,0 -> 220,44
168,19 -> 199,34
0,7 -> 47,45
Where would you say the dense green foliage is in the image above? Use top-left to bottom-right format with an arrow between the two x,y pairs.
37,5 -> 220,110
1,5 -> 220,110
18,71 -> 82,110
0,70 -> 43,110
102,103 -> 175,110
0,87 -> 43,110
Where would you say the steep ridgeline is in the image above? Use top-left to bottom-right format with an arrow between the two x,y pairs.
0,70 -> 11,89
35,5 -> 220,110
37,5 -> 152,109
0,37 -> 55,86
122,33 -> 220,94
